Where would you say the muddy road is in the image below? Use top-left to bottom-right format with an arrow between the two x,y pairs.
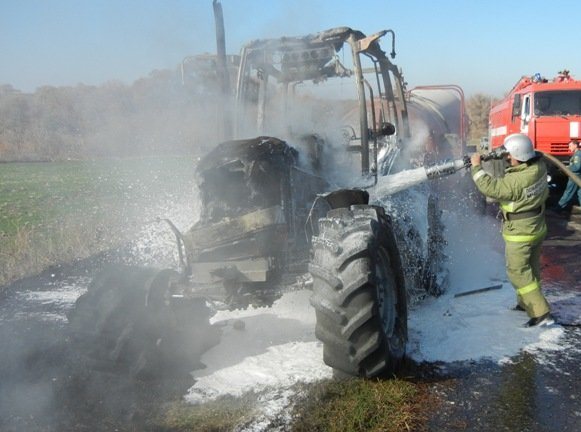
0,210 -> 580,431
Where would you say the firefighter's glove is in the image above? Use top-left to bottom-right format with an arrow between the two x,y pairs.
470,153 -> 481,167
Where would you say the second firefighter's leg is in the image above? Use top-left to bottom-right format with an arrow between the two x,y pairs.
557,180 -> 577,209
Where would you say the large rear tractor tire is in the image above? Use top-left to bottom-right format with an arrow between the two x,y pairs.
67,265 -> 219,379
309,205 -> 407,378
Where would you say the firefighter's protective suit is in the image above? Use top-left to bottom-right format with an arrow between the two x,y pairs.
472,157 -> 550,319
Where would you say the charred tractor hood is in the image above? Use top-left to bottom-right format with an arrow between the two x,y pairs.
196,136 -> 298,174
195,136 -> 297,222
186,137 -> 298,273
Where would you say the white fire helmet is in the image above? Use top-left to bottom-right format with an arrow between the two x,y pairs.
503,133 -> 536,162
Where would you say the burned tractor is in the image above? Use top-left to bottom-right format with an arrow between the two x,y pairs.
69,26 -> 469,379
184,136 -> 328,308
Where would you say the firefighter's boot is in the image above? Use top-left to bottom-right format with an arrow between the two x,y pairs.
524,312 -> 552,327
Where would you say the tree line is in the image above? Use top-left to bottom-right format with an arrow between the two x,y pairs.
466,93 -> 498,145
0,66 -> 224,162
0,65 -> 496,161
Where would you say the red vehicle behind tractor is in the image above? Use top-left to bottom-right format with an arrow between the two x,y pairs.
488,70 -> 581,181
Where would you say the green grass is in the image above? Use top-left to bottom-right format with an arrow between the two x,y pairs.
0,157 -> 197,286
0,158 -> 195,234
153,378 -> 434,432
290,378 -> 432,432
157,394 -> 258,432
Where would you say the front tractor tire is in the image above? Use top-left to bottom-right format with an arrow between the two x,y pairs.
309,205 -> 407,378
67,265 -> 219,380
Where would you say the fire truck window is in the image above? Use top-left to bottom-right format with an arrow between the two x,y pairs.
535,97 -> 550,115
533,90 -> 581,116
512,94 -> 521,116
522,96 -> 530,122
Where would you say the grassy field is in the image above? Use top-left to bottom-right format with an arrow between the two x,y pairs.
157,378 -> 435,432
0,157 -> 198,286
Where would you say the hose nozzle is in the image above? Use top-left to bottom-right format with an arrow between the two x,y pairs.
424,159 -> 467,180
481,147 -> 509,161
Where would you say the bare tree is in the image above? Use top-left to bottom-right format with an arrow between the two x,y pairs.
466,93 -> 498,143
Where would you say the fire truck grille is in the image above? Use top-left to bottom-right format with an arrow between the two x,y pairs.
550,142 -> 570,155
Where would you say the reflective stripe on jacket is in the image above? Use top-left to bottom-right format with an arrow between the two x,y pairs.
471,157 -> 548,242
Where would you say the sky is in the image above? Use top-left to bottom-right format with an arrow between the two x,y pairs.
2,0 -> 581,97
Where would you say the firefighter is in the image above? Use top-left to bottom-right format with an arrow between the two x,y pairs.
470,133 -> 551,327
554,139 -> 581,212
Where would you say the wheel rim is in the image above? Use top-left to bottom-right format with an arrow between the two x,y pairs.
376,243 -> 406,355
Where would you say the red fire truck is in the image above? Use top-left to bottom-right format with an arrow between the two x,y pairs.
488,70 -> 581,168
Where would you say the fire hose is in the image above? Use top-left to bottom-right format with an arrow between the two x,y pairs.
540,151 -> 581,189
463,148 -> 581,189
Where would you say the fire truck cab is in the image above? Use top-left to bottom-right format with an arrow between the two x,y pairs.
488,71 -> 581,167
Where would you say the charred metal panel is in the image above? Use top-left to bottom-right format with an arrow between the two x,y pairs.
193,227 -> 287,262
188,205 -> 285,250
196,137 -> 296,221
237,27 -> 364,87
190,257 -> 272,283
320,189 -> 369,209
197,136 -> 297,173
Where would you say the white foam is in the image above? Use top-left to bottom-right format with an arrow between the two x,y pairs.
185,290 -> 332,428
183,193 -> 570,431
186,341 -> 330,404
371,166 -> 428,198
407,209 -> 565,364
20,279 -> 90,306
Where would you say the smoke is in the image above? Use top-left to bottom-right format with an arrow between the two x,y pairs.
0,26 -> 228,429
0,271 -> 180,431
0,154 -> 210,426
